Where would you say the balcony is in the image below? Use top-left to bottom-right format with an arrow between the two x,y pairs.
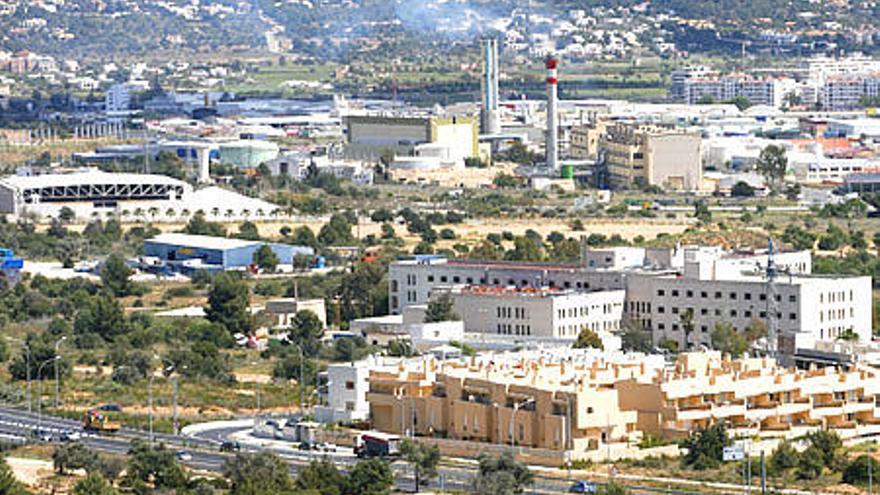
814,400 -> 844,409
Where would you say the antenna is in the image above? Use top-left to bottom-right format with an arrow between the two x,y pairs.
764,237 -> 778,358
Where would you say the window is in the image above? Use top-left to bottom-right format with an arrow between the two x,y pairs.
744,293 -> 751,301
658,306 -> 665,314
701,325 -> 708,333
701,291 -> 708,298
686,290 -> 694,298
672,290 -> 679,297
427,276 -> 434,283
730,309 -> 737,317
701,308 -> 708,315
715,292 -> 722,299
759,294 -> 767,301
440,276 -> 448,283
714,309 -> 721,316
658,323 -> 666,330
729,292 -> 737,300
453,276 -> 460,283
789,295 -> 796,303
672,307 -> 679,314
657,289 -> 665,297
466,277 -> 473,284
345,381 -> 355,390
789,313 -> 797,320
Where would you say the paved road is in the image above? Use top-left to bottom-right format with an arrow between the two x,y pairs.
0,405 -> 718,495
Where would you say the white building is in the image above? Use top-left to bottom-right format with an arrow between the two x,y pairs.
264,298 -> 327,329
105,83 -> 131,113
683,76 -> 796,108
436,285 -> 625,346
625,248 -> 870,354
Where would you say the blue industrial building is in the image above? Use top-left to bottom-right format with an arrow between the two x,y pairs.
0,248 -> 23,284
143,233 -> 313,272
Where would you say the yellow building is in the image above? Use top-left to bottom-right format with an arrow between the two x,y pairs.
600,122 -> 702,191
570,119 -> 611,161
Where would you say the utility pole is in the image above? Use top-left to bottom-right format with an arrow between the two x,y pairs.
760,451 -> 766,495
54,336 -> 66,408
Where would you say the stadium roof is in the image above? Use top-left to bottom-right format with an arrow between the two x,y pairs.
146,233 -> 261,251
0,169 -> 185,190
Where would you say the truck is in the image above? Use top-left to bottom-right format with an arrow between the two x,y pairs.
82,409 -> 120,434
354,432 -> 401,459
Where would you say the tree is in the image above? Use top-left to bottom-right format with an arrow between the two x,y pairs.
680,423 -> 729,470
573,328 -> 603,350
769,439 -> 798,474
680,308 -> 695,350
727,95 -> 752,111
289,310 -> 325,356
693,201 -> 711,223
73,473 -> 118,495
237,221 -> 261,241
54,442 -> 98,474
730,181 -> 755,197
756,145 -> 787,186
710,323 -> 749,357
0,457 -> 26,495
805,430 -> 842,467
205,273 -> 251,334
253,245 -> 279,272
318,214 -> 355,246
400,440 -> 441,492
296,459 -> 345,495
505,236 -> 544,262
58,206 -> 76,223
344,458 -> 395,495
620,321 -> 652,353
599,482 -> 630,495
125,440 -> 187,490
473,452 -> 533,495
184,212 -> 226,237
74,293 -> 127,345
100,253 -> 132,297
290,226 -> 319,248
222,452 -> 295,495
796,445 -> 825,480
424,293 -> 459,323
843,455 -> 880,486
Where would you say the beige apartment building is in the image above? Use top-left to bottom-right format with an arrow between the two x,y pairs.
618,352 -> 880,439
600,122 -> 702,191
570,119 -> 611,160
366,351 -> 880,461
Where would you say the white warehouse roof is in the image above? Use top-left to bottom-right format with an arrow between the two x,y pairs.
0,169 -> 185,190
146,233 -> 262,251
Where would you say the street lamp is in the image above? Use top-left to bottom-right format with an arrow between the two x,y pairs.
37,356 -> 60,430
54,336 -> 66,408
509,398 -> 535,449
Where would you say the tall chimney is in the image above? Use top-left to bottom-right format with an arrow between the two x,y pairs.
480,38 -> 501,135
545,55 -> 559,170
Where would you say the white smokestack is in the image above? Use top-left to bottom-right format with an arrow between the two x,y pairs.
197,147 -> 211,184
545,55 -> 559,170
480,38 -> 501,135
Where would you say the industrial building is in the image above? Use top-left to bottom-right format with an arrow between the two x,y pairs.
344,115 -> 480,168
143,233 -> 313,273
0,169 -> 188,218
599,122 -> 703,191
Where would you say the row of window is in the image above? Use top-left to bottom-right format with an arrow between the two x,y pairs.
497,323 -> 531,336
656,306 -> 795,320
656,288 -> 796,303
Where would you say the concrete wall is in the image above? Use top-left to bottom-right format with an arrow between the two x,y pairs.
647,133 -> 702,191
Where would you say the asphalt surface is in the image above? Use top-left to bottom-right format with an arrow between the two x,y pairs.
0,405 -> 717,494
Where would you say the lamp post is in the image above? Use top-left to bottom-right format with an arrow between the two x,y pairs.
510,398 -> 535,450
37,356 -> 60,430
54,336 -> 66,408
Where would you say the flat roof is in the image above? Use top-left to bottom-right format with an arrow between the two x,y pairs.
146,233 -> 261,251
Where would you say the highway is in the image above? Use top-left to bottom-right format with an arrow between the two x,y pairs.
0,405 -> 722,494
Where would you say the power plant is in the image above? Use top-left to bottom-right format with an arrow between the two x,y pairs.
480,38 -> 501,136
545,55 -> 559,171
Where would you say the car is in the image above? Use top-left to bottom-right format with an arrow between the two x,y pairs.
98,404 -> 122,412
59,430 -> 81,442
219,441 -> 240,453
298,441 -> 314,451
176,450 -> 193,462
569,481 -> 597,494
31,429 -> 53,442
315,442 -> 335,452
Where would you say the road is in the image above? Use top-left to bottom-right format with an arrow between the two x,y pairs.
0,405 -> 739,495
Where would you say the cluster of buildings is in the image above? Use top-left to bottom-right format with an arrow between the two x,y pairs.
387,245 -> 871,361
318,347 -> 880,465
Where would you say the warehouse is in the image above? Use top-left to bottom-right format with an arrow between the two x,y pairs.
143,233 -> 313,272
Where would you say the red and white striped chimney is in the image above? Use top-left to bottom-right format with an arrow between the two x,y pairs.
545,56 -> 559,170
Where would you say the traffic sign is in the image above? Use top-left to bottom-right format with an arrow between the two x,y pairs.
723,445 -> 745,461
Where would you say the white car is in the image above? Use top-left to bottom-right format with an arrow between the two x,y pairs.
60,430 -> 81,442
176,450 -> 193,462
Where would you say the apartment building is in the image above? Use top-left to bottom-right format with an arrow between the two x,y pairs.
366,349 -> 665,453
435,285 -> 625,342
599,122 -> 702,191
365,350 -> 880,462
570,119 -> 611,160
618,352 -> 880,438
682,76 -> 796,108
389,257 -> 626,314
820,76 -> 866,110
625,249 -> 870,353
669,65 -> 715,101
